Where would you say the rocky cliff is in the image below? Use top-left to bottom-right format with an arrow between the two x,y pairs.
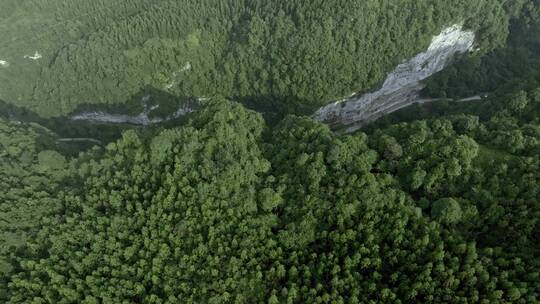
314,25 -> 475,133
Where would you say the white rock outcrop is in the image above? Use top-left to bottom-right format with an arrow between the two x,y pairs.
24,51 -> 42,60
71,111 -> 163,125
314,24 -> 475,133
71,102 -> 195,126
0,60 -> 9,67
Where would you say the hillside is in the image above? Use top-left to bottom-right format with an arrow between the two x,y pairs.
1,0 -> 509,117
2,86 -> 540,302
0,1 -> 539,303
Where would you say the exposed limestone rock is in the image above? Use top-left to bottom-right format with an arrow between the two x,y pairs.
314,25 -> 475,133
24,51 -> 42,60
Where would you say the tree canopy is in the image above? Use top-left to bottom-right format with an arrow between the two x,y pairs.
2,91 -> 540,302
0,1 -> 539,303
0,0 -> 511,117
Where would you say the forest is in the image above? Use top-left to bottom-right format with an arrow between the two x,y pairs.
1,85 -> 540,303
0,0 -> 539,303
424,0 -> 540,98
0,0 -> 511,117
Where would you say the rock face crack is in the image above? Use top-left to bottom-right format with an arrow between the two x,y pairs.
313,24 -> 475,133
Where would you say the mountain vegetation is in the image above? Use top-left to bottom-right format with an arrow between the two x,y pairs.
0,1 -> 539,303
2,85 -> 540,302
424,0 -> 540,98
1,0 -> 510,117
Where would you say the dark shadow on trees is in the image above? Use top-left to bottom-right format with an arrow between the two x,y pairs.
234,94 -> 319,126
0,86 -> 199,150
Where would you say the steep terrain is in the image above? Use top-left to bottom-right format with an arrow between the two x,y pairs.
3,92 -> 540,302
314,25 -> 475,132
0,0 -> 508,117
1,1 -> 540,303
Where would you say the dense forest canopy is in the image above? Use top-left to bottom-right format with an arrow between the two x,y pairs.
0,0 -> 511,117
2,88 -> 540,302
424,0 -> 540,98
1,0 -> 539,303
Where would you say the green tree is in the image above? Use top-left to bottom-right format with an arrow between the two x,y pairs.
431,198 -> 463,224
